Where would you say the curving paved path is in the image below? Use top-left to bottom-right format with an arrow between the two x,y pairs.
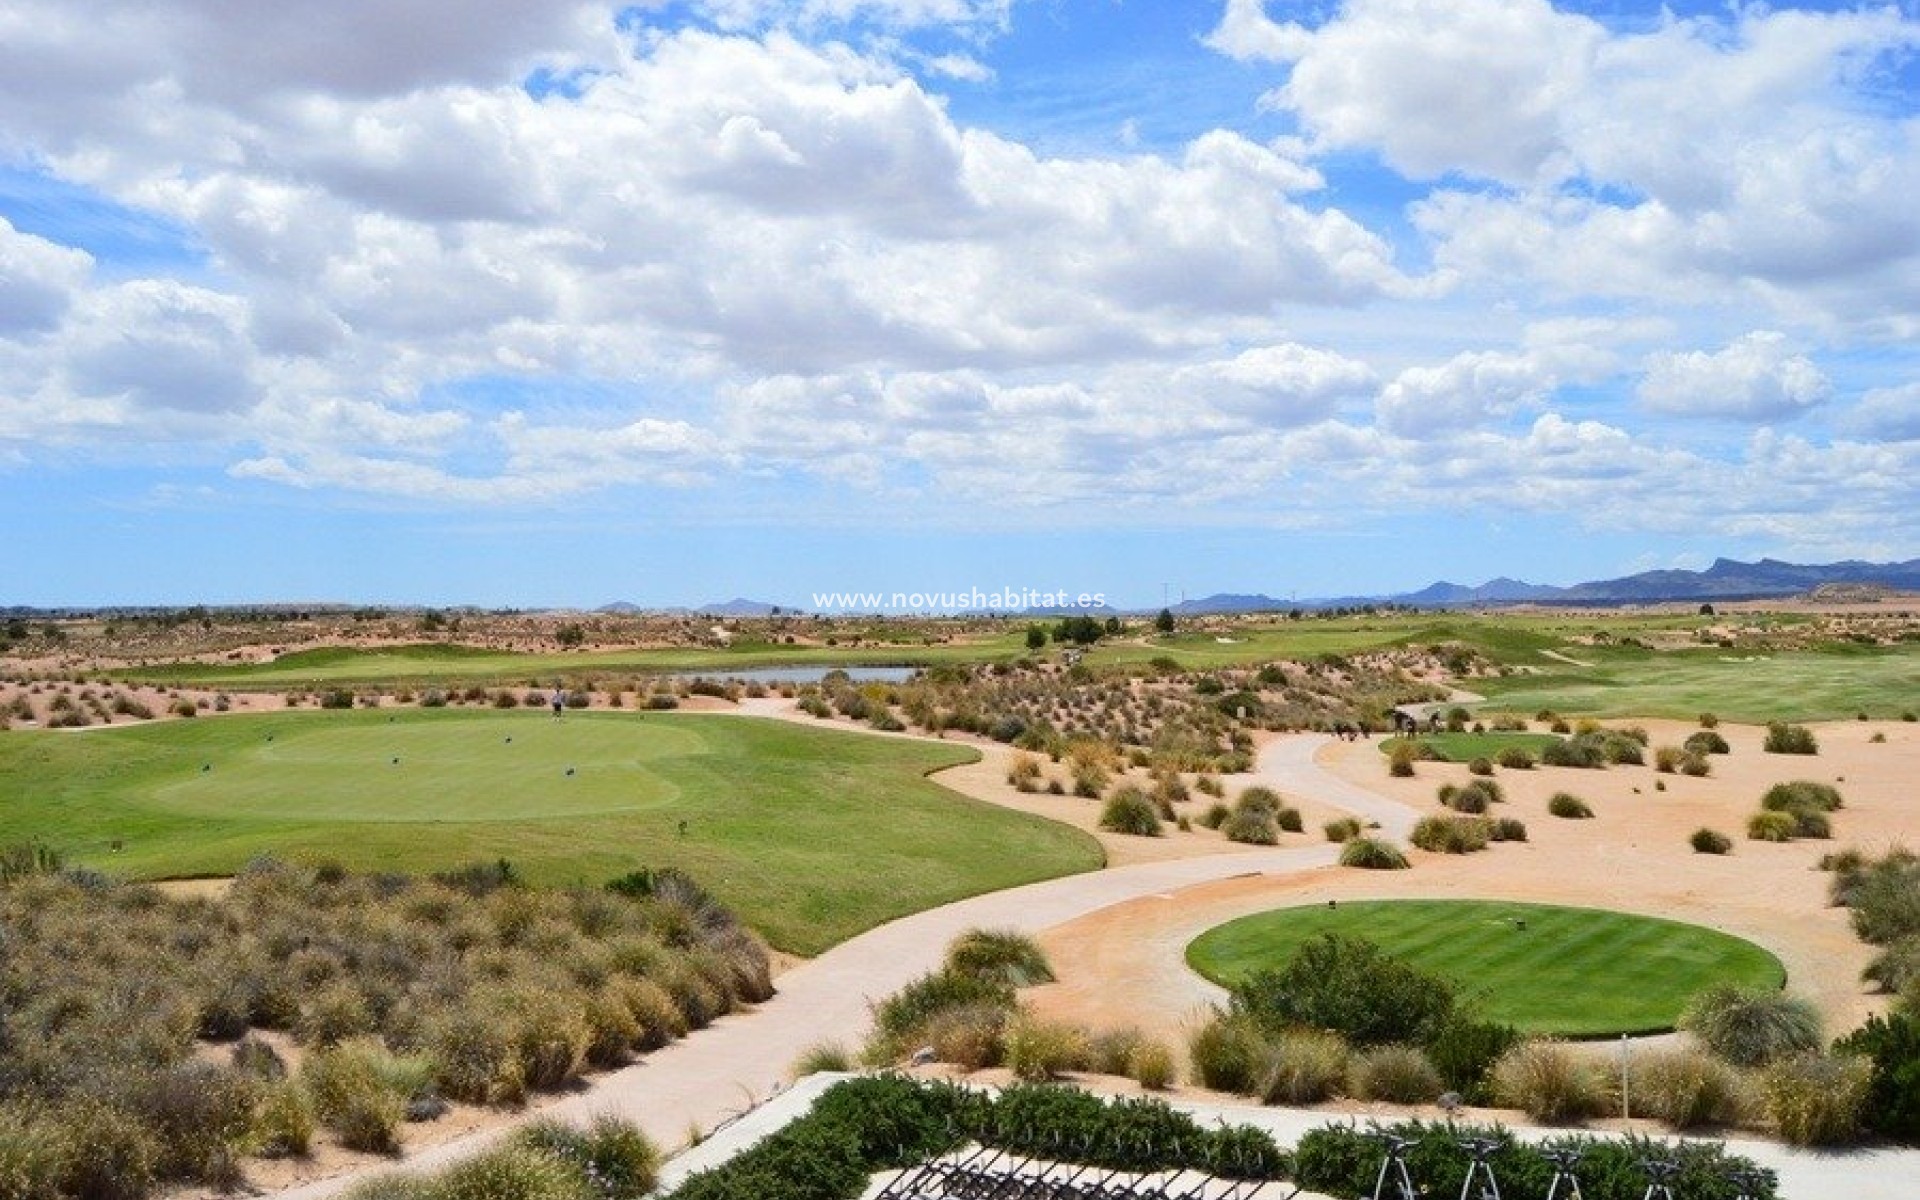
273,733 -> 1406,1199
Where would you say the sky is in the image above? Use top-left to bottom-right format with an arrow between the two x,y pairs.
1,0 -> 1917,610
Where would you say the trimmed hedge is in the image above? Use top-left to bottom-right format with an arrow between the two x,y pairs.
1292,1121 -> 1777,1200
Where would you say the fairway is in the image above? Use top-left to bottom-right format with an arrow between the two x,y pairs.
1186,900 -> 1784,1037
0,710 -> 1102,955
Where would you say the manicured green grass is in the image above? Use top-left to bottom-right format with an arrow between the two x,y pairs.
1186,900 -> 1784,1037
1379,732 -> 1563,762
0,710 -> 1102,955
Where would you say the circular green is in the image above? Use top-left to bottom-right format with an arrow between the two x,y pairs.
1186,899 -> 1785,1037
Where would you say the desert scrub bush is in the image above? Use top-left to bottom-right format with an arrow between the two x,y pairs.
1632,1045 -> 1755,1130
1690,828 -> 1733,855
1467,756 -> 1494,776
1349,1043 -> 1444,1103
1387,744 -> 1418,777
1339,837 -> 1408,870
424,1145 -> 587,1200
1002,1013 -> 1092,1081
1684,729 -> 1730,755
1761,779 -> 1843,814
1128,1039 -> 1177,1090
1654,745 -> 1685,773
867,969 -> 1014,1064
1679,750 -> 1711,776
1219,807 -> 1278,845
1495,747 -> 1535,769
1746,811 -> 1799,842
1086,1026 -> 1147,1077
791,1040 -> 853,1077
1679,984 -> 1821,1067
1762,1053 -> 1871,1146
512,1114 -> 661,1200
1763,722 -> 1818,754
1323,816 -> 1362,842
303,1038 -> 407,1154
1099,787 -> 1162,836
1005,753 -> 1043,791
1490,1039 -> 1606,1123
944,928 -> 1054,987
1410,815 -> 1491,854
1197,802 -> 1230,829
1488,817 -> 1527,842
1256,1029 -> 1350,1104
1188,1012 -> 1269,1095
1547,792 -> 1593,818
251,1079 -> 315,1158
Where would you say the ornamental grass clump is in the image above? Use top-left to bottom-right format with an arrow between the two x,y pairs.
1339,837 -> 1408,870
1490,1039 -> 1606,1124
1679,984 -> 1821,1068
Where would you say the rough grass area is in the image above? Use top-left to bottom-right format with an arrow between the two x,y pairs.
0,711 -> 1101,954
1475,644 -> 1920,723
114,637 -> 1029,689
1186,900 -> 1783,1037
1379,732 -> 1562,762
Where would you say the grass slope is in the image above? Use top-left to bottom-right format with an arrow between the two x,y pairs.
1186,900 -> 1784,1037
1379,732 -> 1563,762
0,710 -> 1102,955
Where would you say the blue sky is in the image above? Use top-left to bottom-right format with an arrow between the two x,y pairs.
1,0 -> 1916,609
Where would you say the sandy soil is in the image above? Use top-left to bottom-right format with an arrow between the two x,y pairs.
1025,719 -> 1917,1042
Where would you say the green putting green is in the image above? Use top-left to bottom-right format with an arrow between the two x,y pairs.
0,709 -> 1102,955
1187,899 -> 1785,1037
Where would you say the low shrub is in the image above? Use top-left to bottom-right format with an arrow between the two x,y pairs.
1292,1121 -> 1777,1200
1763,722 -> 1818,755
1746,811 -> 1798,842
1762,1053 -> 1871,1146
427,1145 -> 585,1200
513,1114 -> 660,1199
1219,808 -> 1278,845
1349,1043 -> 1444,1103
1231,934 -> 1454,1048
1654,746 -> 1684,773
1339,837 -> 1408,870
1411,815 -> 1491,854
1680,984 -> 1821,1068
916,1002 -> 1009,1071
1690,828 -> 1733,855
1496,747 -> 1535,769
1197,802 -> 1230,830
1834,1009 -> 1920,1144
945,929 -> 1054,987
1323,817 -> 1362,842
1003,1014 -> 1092,1081
1632,1045 -> 1754,1129
1467,756 -> 1494,776
1490,1039 -> 1606,1123
251,1080 -> 315,1158
1489,817 -> 1527,842
1761,780 -> 1843,813
1684,730 -> 1730,755
1422,1015 -> 1519,1105
303,1038 -> 407,1154
1679,751 -> 1711,777
1388,745 -> 1418,777
1128,1039 -> 1177,1091
1256,1029 -> 1349,1104
1098,788 -> 1162,837
1188,1012 -> 1267,1095
1547,792 -> 1592,818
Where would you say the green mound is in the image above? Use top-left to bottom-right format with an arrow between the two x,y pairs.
0,710 -> 1102,955
1187,899 -> 1784,1037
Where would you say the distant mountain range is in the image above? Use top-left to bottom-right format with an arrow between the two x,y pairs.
597,598 -> 791,617
1173,557 -> 1920,614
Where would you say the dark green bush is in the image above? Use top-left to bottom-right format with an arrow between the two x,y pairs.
1761,780 -> 1843,813
1690,828 -> 1733,855
1231,934 -> 1454,1047
1421,1014 -> 1519,1104
1684,730 -> 1729,755
1293,1121 -> 1776,1200
1835,1010 -> 1920,1144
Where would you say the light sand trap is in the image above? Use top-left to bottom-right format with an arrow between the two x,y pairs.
1027,719 -> 1917,1040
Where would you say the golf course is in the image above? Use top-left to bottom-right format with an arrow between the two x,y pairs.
0,708 -> 1102,954
1186,899 -> 1786,1037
